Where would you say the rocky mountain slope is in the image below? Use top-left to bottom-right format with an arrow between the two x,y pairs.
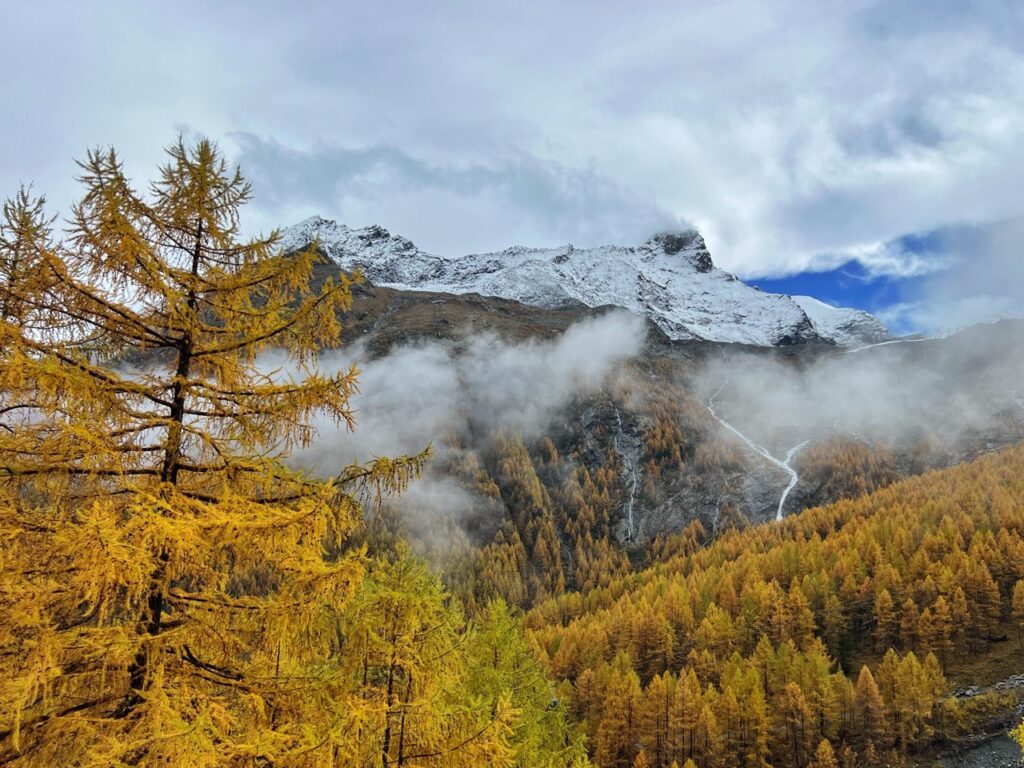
282,217 -> 890,347
277,222 -> 1024,609
300,240 -> 1024,544
791,294 -> 891,347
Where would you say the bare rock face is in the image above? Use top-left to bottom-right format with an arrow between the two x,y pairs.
647,231 -> 714,272
281,217 -> 889,347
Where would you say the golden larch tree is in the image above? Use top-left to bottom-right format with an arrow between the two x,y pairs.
853,666 -> 889,751
0,138 -> 425,765
0,186 -> 52,331
1012,719 -> 1024,760
809,738 -> 838,768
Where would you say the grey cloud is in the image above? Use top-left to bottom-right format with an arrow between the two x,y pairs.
880,216 -> 1024,334
232,133 -> 682,253
831,98 -> 950,161
3,0 -> 1024,281
697,331 -> 1024,460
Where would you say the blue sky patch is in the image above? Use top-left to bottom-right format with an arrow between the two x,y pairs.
751,262 -> 910,317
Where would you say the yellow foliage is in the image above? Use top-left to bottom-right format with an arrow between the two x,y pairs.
0,138 -> 431,765
1011,720 -> 1024,757
526,442 -> 1024,766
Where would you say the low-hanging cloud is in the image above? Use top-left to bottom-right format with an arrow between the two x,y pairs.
697,326 -> 1024,460
270,311 -> 646,525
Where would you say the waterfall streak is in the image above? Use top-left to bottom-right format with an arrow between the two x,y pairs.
776,440 -> 810,521
613,406 -> 639,541
708,384 -> 809,521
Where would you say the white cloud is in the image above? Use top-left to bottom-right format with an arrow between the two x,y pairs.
1,0 -> 1023,280
881,216 -> 1024,335
231,134 -> 682,253
281,310 -> 646,471
847,243 -> 955,281
275,311 -> 646,528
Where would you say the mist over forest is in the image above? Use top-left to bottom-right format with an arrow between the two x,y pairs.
4,3 -> 1024,766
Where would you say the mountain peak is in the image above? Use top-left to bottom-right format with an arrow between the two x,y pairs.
280,217 -> 888,347
645,230 -> 714,272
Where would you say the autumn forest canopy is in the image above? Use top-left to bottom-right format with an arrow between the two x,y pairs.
1,138 -> 1023,768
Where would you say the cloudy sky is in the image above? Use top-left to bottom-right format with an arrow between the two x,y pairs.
2,0 -> 1023,333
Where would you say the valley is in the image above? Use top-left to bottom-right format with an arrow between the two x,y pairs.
292,227 -> 1024,765
294,229 -> 1024,557
3,136 -> 1022,768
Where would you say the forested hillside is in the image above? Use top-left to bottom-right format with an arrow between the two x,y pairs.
524,443 -> 1024,767
0,140 -> 587,767
309,272 -> 1024,616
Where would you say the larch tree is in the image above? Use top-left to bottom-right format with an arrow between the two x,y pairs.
809,738 -> 838,768
853,666 -> 889,751
776,682 -> 812,768
930,595 -> 953,669
691,703 -> 724,768
0,139 -> 426,765
337,550 -> 528,768
462,599 -> 588,768
639,672 -> 674,768
1012,580 -> 1024,651
594,659 -> 642,768
669,669 -> 702,764
1012,719 -> 1024,759
873,589 -> 896,652
0,186 -> 52,332
898,598 -> 920,653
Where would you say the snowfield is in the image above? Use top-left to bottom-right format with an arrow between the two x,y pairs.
281,217 -> 890,347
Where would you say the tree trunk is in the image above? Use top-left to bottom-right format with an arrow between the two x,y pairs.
120,220 -> 203,715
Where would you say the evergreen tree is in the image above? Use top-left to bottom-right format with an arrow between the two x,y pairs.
810,738 -> 838,768
0,139 -> 428,764
340,552 -> 523,767
464,599 -> 588,767
853,666 -> 889,750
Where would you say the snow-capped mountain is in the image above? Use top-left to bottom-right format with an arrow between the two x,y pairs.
280,216 -> 889,347
791,295 -> 890,347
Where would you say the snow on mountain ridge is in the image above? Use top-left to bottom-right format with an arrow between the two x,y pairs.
280,216 -> 887,347
791,296 -> 891,347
